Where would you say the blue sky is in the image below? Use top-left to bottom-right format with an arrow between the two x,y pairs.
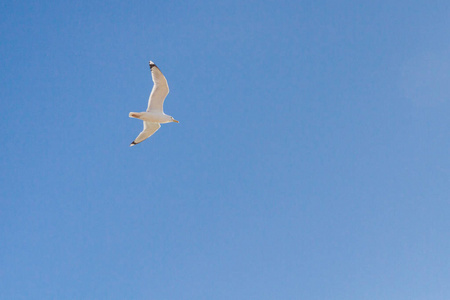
1,1 -> 450,299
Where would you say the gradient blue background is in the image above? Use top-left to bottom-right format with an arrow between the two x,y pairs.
1,1 -> 450,299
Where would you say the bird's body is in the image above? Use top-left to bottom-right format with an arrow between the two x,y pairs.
129,111 -> 174,123
129,61 -> 178,146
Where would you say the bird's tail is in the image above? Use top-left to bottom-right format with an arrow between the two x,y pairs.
129,112 -> 142,119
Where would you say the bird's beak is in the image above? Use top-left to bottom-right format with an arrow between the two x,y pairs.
173,119 -> 179,123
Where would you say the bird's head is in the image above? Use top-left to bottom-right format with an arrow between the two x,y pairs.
171,116 -> 179,123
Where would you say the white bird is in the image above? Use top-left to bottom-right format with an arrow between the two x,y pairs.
129,61 -> 179,146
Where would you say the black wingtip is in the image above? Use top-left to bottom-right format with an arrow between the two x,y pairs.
149,61 -> 156,69
130,141 -> 137,147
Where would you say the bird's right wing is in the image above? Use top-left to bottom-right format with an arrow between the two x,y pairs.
130,122 -> 161,146
147,61 -> 169,112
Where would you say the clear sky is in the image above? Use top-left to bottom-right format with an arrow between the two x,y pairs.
1,1 -> 450,299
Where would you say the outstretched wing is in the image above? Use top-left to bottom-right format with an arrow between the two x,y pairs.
130,122 -> 161,146
147,61 -> 169,112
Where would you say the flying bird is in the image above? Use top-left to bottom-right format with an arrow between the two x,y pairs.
129,61 -> 179,146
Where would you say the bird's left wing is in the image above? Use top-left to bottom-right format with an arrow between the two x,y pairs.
130,122 -> 161,146
147,61 -> 169,112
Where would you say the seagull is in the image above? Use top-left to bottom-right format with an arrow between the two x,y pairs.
129,61 -> 179,146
